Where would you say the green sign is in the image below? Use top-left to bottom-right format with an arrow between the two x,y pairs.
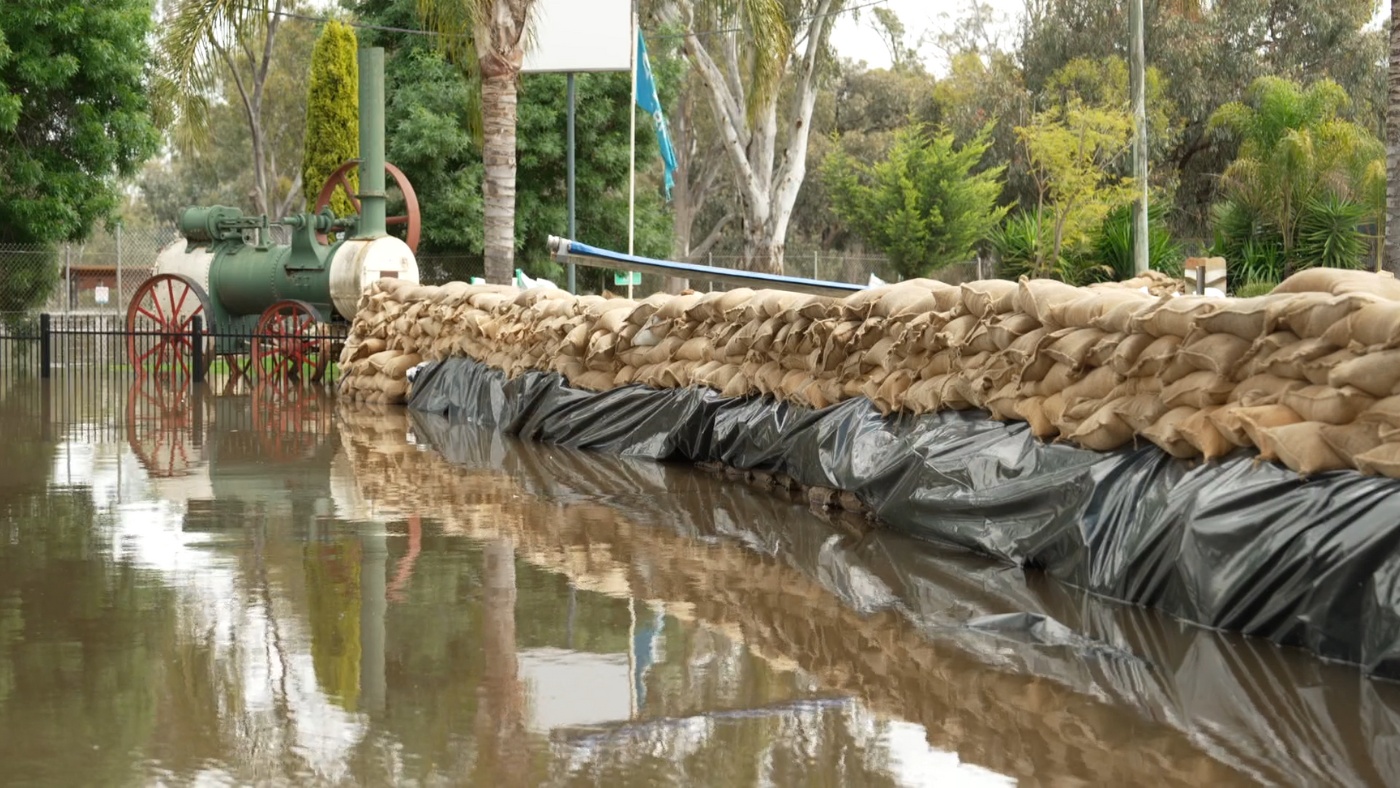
613,271 -> 642,286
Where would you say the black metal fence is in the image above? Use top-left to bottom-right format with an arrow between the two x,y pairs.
0,312 -> 346,395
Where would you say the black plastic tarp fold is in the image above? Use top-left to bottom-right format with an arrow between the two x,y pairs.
408,357 -> 1400,679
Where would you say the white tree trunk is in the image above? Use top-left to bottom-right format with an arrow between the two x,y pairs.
674,0 -> 837,275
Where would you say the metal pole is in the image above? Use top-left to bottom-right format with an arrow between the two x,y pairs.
39,313 -> 50,379
567,72 -> 577,294
813,250 -> 818,280
191,315 -> 204,384
64,245 -> 71,313
627,14 -> 638,300
356,48 -> 388,239
1130,0 -> 1149,275
115,224 -> 123,313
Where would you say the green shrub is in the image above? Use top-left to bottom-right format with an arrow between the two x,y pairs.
990,210 -> 1051,280
1294,195 -> 1368,270
1090,203 -> 1184,279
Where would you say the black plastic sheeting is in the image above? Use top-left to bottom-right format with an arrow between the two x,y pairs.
409,357 -> 1400,680
405,405 -> 1400,786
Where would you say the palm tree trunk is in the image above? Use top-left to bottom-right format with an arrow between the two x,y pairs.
481,71 -> 518,285
1387,1 -> 1400,273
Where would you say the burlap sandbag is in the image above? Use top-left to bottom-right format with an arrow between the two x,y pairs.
1004,327 -> 1051,364
1141,407 -> 1200,458
1332,300 -> 1400,349
918,350 -> 955,380
1354,444 -> 1400,477
961,279 -> 1019,318
1256,422 -> 1348,476
1035,362 -> 1081,396
1195,296 -> 1278,340
1297,349 -> 1356,386
1092,296 -> 1156,335
346,337 -> 389,363
1176,333 -> 1253,377
1318,422 -> 1385,469
1017,278 -> 1082,326
367,349 -> 402,373
720,370 -> 752,399
1229,373 -> 1305,407
1127,335 -> 1182,377
1043,327 -> 1107,369
986,313 -> 1042,351
1161,371 -> 1235,409
1061,289 -> 1151,329
1015,396 -> 1057,438
1134,296 -> 1220,338
1113,393 -> 1167,433
1326,349 -> 1400,398
872,282 -> 941,319
1263,338 -> 1336,381
1178,406 -> 1233,460
1041,391 -> 1069,430
1358,396 -> 1400,429
382,353 -> 422,378
1060,365 -> 1120,402
1234,404 -> 1304,457
1108,333 -> 1156,376
904,378 -> 944,414
1086,332 -> 1123,368
985,382 -> 1022,421
1280,385 -> 1376,425
1066,402 -> 1136,451
1273,267 -> 1400,299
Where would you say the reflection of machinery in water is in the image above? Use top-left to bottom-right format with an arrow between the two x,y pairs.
123,374 -> 340,528
126,373 -> 210,483
182,387 -> 340,532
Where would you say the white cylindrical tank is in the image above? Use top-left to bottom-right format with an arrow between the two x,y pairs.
153,241 -> 217,296
329,236 -> 420,320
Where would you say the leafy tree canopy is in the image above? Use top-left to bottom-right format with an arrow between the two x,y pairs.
303,19 -> 360,217
821,123 -> 1008,279
0,0 -> 159,245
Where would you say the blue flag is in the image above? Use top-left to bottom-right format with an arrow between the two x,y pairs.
635,30 -> 678,200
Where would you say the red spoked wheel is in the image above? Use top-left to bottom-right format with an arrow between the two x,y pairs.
125,273 -> 214,380
125,374 -> 202,478
313,159 -> 421,253
250,300 -> 332,384
252,380 -> 333,461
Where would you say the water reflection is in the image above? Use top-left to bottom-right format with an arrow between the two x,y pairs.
0,378 -> 1396,785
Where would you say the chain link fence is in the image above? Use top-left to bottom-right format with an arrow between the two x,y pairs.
0,228 -> 178,315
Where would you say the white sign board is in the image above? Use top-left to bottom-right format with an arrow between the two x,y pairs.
521,0 -> 633,73
94,285 -> 109,305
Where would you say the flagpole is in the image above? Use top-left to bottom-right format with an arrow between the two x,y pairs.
628,10 -> 638,299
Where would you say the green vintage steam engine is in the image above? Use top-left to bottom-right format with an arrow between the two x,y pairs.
124,47 -> 421,384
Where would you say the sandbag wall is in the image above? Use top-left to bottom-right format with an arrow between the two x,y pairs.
337,268 -> 1400,479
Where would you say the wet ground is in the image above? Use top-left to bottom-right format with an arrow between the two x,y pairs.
1,377 -> 1399,786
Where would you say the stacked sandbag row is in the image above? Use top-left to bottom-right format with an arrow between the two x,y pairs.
336,267 -> 1400,479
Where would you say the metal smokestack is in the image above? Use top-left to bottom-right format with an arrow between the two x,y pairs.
355,47 -> 387,239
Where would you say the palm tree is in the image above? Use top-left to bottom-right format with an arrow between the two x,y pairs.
418,0 -> 536,285
1210,76 -> 1383,275
1387,2 -> 1400,272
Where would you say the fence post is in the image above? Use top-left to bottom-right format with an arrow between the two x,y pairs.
39,313 -> 51,379
813,250 -> 818,280
63,246 -> 71,313
115,224 -> 123,313
191,315 -> 204,383
708,252 -> 714,293
1196,265 -> 1206,295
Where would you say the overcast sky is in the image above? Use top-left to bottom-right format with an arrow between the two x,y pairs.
828,0 -> 1025,74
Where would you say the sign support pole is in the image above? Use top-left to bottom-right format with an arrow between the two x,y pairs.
567,72 -> 577,294
627,11 -> 638,300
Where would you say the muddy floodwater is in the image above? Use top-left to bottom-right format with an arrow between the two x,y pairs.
1,379 -> 1399,786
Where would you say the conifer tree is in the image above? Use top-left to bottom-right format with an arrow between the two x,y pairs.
303,20 -> 360,218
